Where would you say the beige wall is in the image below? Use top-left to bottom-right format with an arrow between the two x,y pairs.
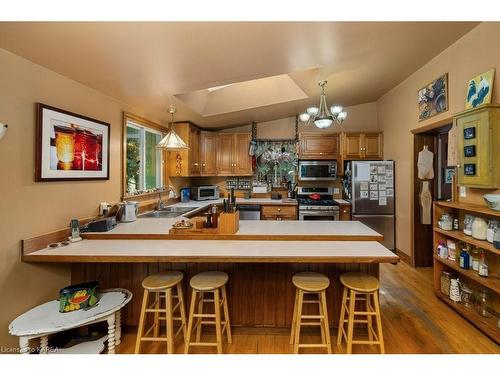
221,101 -> 379,137
0,48 -> 165,348
377,22 -> 500,258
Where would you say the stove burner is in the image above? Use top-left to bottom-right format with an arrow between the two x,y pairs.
297,198 -> 340,206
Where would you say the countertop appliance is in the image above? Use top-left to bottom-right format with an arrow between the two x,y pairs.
297,187 -> 339,221
85,217 -> 117,232
298,160 -> 337,181
347,160 -> 395,250
116,201 -> 138,223
190,185 -> 220,201
236,204 -> 261,220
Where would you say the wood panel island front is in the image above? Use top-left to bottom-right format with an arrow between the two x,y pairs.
22,219 -> 398,329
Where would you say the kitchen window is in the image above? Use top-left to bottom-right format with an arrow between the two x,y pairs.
124,114 -> 165,196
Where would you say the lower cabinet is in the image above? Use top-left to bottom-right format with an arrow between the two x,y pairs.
260,205 -> 298,220
339,204 -> 351,221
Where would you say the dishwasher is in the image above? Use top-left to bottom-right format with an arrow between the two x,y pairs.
236,204 -> 261,220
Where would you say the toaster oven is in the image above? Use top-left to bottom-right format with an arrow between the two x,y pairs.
190,185 -> 220,201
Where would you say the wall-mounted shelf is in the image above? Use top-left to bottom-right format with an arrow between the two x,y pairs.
434,227 -> 500,256
436,200 -> 500,218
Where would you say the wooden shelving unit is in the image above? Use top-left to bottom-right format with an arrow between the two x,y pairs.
433,201 -> 499,344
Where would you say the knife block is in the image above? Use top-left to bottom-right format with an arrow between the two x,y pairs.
218,211 -> 239,234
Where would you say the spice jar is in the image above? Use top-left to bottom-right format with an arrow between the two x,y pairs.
440,271 -> 452,296
471,247 -> 480,271
475,289 -> 492,317
486,219 -> 498,243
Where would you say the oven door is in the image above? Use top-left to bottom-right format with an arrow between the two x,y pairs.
299,210 -> 339,221
299,161 -> 337,181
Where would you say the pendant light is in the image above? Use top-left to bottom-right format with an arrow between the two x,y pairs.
156,105 -> 189,150
299,80 -> 347,129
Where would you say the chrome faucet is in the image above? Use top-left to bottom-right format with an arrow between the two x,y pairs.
157,186 -> 178,210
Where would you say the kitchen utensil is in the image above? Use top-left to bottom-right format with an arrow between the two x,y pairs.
117,201 -> 138,222
483,194 -> 500,211
471,216 -> 487,240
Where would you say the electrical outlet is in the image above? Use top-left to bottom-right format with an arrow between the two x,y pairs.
459,186 -> 466,198
99,202 -> 110,216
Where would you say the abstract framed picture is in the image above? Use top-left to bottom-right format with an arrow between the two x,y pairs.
418,73 -> 448,121
35,103 -> 110,181
465,68 -> 495,109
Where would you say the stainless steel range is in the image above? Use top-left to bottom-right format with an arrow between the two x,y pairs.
297,187 -> 339,221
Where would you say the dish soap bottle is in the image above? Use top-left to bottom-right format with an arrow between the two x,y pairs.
478,250 -> 488,277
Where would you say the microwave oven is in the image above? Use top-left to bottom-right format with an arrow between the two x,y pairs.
190,185 -> 220,201
298,160 -> 337,181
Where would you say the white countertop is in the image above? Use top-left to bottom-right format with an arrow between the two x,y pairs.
25,239 -> 398,263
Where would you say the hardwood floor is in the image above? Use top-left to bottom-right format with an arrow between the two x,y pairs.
116,262 -> 500,354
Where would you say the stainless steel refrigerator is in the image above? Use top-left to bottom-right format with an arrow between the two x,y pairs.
349,160 -> 395,251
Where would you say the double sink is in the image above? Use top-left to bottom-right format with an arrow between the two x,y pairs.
139,206 -> 199,219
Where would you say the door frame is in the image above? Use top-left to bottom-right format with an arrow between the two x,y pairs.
410,116 -> 453,267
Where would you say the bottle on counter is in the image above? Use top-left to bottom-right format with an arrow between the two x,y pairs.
205,212 -> 212,228
211,204 -> 218,228
478,250 -> 489,277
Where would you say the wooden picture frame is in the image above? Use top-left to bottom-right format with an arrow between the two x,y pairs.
35,103 -> 110,181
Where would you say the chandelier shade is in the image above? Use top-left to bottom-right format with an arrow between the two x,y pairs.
156,105 -> 189,150
299,81 -> 347,129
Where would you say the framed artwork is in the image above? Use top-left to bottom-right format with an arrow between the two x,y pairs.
444,167 -> 455,184
418,73 -> 448,121
35,103 -> 110,181
465,69 -> 495,109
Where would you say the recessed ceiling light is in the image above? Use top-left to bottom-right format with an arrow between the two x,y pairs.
207,84 -> 233,92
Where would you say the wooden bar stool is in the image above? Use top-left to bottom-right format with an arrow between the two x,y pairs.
184,271 -> 232,354
290,272 -> 331,354
135,271 -> 187,354
337,272 -> 384,354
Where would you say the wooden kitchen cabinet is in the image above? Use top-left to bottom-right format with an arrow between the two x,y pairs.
299,133 -> 340,159
455,105 -> 500,188
339,204 -> 351,221
167,122 -> 200,177
341,132 -> 383,160
216,133 -> 252,176
199,131 -> 217,176
260,205 -> 298,220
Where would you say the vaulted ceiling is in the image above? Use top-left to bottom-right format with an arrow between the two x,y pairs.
0,22 -> 478,128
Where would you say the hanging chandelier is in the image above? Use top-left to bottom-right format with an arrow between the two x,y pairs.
299,80 -> 347,129
156,105 -> 189,150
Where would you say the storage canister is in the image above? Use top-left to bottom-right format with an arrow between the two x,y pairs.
440,271 -> 452,296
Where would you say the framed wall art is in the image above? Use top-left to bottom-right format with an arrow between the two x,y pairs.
35,103 -> 110,181
418,73 -> 448,121
465,68 -> 495,109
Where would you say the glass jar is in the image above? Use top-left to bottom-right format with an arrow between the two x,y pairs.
486,219 -> 498,243
463,214 -> 474,236
461,284 -> 474,308
493,227 -> 500,250
471,247 -> 481,271
440,271 -> 452,296
475,289 -> 492,317
472,217 -> 488,240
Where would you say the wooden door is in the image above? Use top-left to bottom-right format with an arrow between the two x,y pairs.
299,133 -> 340,159
364,133 -> 383,159
188,126 -> 200,176
216,133 -> 235,175
233,133 -> 252,176
200,131 -> 217,176
343,133 -> 363,159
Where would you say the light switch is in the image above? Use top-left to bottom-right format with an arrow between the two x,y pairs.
459,186 -> 466,198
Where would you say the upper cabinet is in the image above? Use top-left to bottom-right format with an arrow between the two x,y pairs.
299,133 -> 340,159
217,133 -> 252,176
167,122 -> 200,177
455,105 -> 500,188
199,131 -> 217,176
341,132 -> 383,160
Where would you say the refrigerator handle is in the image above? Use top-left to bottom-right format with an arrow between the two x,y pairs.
352,214 -> 395,218
351,162 -> 356,213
